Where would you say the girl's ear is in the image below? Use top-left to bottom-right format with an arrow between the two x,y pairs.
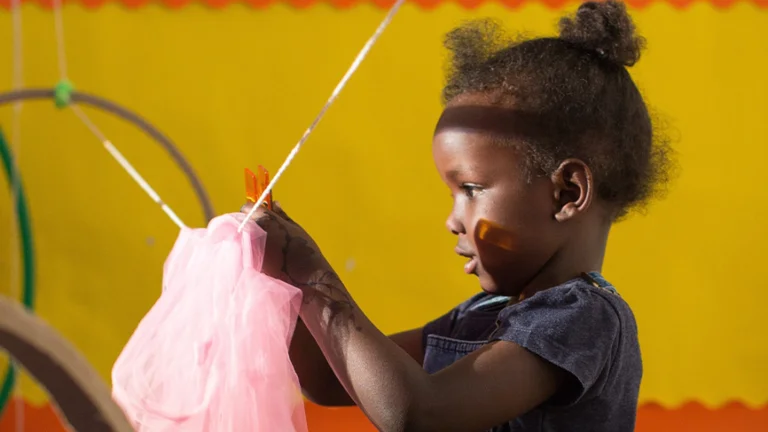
551,159 -> 594,222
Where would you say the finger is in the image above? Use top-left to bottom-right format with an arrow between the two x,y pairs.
241,202 -> 272,218
240,202 -> 272,222
240,202 -> 254,214
272,201 -> 296,224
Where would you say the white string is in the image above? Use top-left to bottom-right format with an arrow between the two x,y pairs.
70,106 -> 187,229
238,0 -> 406,232
52,0 -> 68,81
9,0 -> 25,429
50,0 -> 185,229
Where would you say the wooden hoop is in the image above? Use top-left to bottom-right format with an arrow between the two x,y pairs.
0,297 -> 133,431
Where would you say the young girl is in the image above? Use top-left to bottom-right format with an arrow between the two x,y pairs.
243,1 -> 671,430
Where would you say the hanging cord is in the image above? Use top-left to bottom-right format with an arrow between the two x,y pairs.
9,0 -> 25,429
69,105 -> 187,229
51,0 -> 186,229
239,0 -> 406,232
52,0 -> 68,82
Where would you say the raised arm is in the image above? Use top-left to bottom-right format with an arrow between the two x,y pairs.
297,272 -> 564,432
246,205 -> 564,432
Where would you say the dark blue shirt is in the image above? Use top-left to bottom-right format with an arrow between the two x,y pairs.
422,273 -> 642,431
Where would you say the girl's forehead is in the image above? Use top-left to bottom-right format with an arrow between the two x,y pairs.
432,130 -> 523,177
435,98 -> 549,149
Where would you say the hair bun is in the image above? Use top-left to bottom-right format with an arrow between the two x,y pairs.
558,1 -> 645,67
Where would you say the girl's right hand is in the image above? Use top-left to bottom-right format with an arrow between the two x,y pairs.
239,202 -> 335,291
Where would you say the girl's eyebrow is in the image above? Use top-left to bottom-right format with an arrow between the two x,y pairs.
445,169 -> 461,181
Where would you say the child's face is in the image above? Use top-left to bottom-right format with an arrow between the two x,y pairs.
432,101 -> 565,296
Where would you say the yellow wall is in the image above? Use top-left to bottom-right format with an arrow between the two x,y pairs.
0,1 -> 766,409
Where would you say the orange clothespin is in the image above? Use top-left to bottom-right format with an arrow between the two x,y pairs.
244,166 -> 273,210
245,168 -> 258,203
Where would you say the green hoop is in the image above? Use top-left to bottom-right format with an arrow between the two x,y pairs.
0,128 -> 36,417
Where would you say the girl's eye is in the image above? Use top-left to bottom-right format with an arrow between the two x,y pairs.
460,183 -> 483,198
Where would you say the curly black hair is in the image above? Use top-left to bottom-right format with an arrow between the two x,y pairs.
442,0 -> 673,218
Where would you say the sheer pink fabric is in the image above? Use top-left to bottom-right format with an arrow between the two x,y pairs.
112,214 -> 308,432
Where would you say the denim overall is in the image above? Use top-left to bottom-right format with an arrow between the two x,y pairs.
421,272 -> 621,432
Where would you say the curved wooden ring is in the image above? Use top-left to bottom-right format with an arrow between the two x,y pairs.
0,297 -> 134,432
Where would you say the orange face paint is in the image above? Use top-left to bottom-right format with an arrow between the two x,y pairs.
476,218 -> 515,251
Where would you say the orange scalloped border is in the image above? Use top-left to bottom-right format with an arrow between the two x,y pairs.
1,0 -> 767,10
1,400 -> 767,431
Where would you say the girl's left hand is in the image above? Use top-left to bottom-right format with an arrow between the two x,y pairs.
240,202 -> 334,289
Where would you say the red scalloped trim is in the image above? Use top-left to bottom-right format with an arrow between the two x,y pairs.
1,400 -> 767,432
1,0 -> 767,9
636,401 -> 768,431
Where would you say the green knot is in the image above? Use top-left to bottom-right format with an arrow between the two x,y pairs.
53,80 -> 74,108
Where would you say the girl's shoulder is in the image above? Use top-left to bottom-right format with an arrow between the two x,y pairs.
489,275 -> 642,409
424,274 -> 638,348
502,273 -> 636,327
457,273 -> 634,323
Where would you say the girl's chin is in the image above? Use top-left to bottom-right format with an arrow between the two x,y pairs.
477,272 -> 521,297
477,273 -> 501,294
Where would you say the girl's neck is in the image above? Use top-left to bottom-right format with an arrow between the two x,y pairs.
519,222 -> 611,300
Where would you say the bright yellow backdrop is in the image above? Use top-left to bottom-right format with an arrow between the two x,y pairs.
0,1 -> 766,409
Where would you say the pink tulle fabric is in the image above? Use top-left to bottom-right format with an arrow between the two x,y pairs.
112,213 -> 308,432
